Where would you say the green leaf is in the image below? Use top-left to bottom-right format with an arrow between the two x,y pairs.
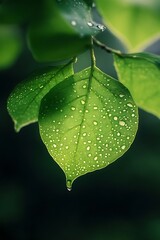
0,25 -> 22,69
7,62 -> 73,131
95,0 -> 160,51
39,67 -> 138,190
114,52 -> 160,118
28,0 -> 104,62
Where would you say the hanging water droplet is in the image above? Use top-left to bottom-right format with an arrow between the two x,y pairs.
66,180 -> 72,191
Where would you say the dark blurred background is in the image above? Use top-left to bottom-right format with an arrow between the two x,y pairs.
0,26 -> 160,240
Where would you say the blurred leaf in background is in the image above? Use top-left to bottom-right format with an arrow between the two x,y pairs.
114,52 -> 160,118
95,0 -> 160,51
0,25 -> 22,70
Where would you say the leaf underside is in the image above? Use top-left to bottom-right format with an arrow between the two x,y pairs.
114,52 -> 160,118
39,67 -> 138,189
7,63 -> 73,131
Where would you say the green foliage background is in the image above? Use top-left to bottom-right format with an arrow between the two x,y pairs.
0,0 -> 160,239
1,35 -> 160,240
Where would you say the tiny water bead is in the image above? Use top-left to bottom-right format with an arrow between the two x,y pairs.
39,67 -> 138,190
71,20 -> 77,26
87,22 -> 93,27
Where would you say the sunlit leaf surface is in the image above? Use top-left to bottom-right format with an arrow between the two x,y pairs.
39,67 -> 138,190
114,52 -> 160,118
95,0 -> 160,51
7,63 -> 73,131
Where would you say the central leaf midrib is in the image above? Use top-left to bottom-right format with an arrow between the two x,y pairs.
73,67 -> 94,162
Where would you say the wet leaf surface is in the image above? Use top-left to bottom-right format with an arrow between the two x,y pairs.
39,67 -> 138,189
7,63 -> 73,131
114,52 -> 160,118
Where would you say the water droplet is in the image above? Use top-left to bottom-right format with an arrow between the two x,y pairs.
119,121 -> 125,126
71,107 -> 76,111
87,22 -> 93,27
121,145 -> 126,150
53,144 -> 57,148
119,94 -> 124,98
71,20 -> 77,26
81,100 -> 85,105
66,180 -> 72,191
97,24 -> 106,31
114,116 -> 118,121
127,103 -> 133,107
87,146 -> 90,151
93,121 -> 98,125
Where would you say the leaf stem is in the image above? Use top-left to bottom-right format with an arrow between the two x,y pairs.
92,37 -> 122,55
90,37 -> 96,68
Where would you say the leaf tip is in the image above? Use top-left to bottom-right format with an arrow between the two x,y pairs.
14,122 -> 21,133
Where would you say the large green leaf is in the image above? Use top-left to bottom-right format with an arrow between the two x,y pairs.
95,0 -> 160,51
28,0 -> 104,62
39,67 -> 138,190
114,52 -> 160,118
0,25 -> 22,69
7,62 -> 73,131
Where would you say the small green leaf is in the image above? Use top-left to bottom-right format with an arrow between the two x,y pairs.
28,0 -> 104,62
95,0 -> 160,51
39,67 -> 138,190
0,25 -> 22,69
7,62 -> 73,131
114,52 -> 160,118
